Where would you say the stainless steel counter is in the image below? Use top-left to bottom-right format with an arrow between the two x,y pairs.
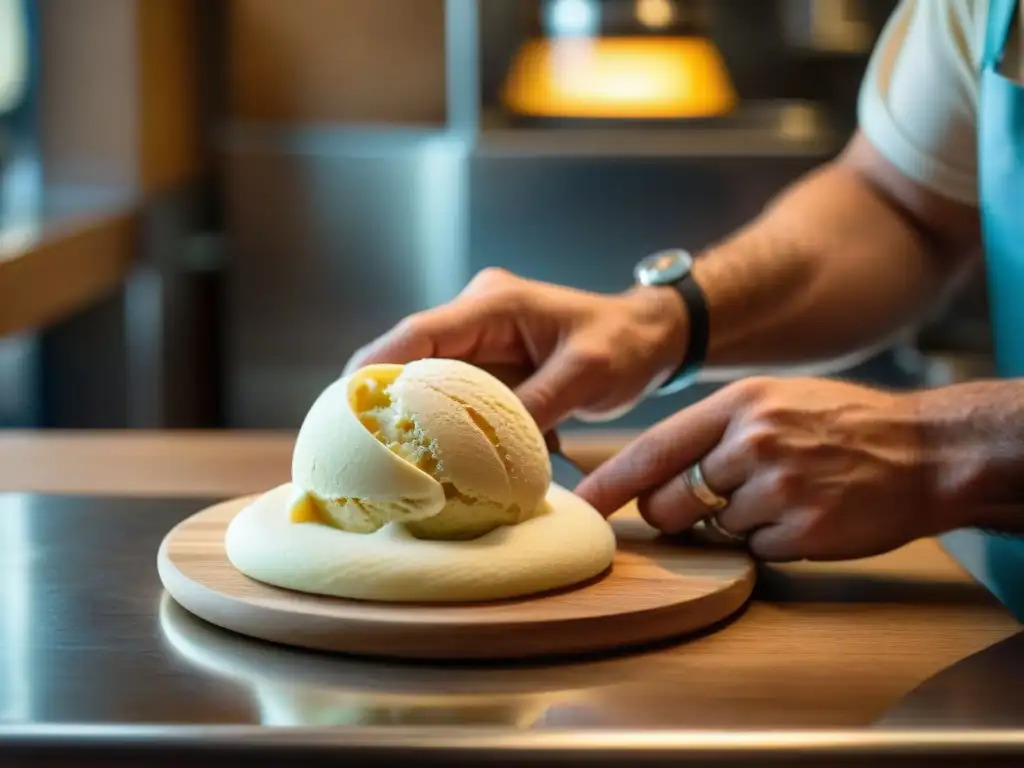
1,453 -> 1022,765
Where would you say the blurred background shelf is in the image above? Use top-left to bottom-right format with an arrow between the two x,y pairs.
0,0 -> 993,433
476,101 -> 839,158
0,200 -> 137,338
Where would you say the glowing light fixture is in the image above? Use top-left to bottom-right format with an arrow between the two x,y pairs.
636,0 -> 677,29
502,0 -> 737,121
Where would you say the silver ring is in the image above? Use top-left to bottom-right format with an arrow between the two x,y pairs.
682,463 -> 745,543
704,512 -> 745,543
682,462 -> 729,511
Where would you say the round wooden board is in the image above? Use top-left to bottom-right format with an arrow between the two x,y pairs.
157,494 -> 756,661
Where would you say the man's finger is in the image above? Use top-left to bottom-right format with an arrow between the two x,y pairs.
342,323 -> 437,377
514,350 -> 612,434
746,517 -> 807,562
343,297 -> 515,375
544,430 -> 562,455
633,435 -> 751,535
574,388 -> 739,517
635,472 -> 716,535
713,471 -> 788,537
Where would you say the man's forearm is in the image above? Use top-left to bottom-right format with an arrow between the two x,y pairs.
912,381 -> 1024,534
691,149 -> 973,368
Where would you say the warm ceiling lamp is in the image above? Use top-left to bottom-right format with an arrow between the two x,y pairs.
502,0 -> 738,121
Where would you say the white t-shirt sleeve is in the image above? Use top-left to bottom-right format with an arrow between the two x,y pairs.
857,0 -> 988,206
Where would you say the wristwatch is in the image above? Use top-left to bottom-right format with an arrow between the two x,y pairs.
633,248 -> 710,397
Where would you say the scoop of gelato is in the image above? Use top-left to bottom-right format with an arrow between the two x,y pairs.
289,359 -> 552,540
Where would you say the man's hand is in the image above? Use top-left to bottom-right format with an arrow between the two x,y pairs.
575,376 -> 957,562
344,267 -> 688,433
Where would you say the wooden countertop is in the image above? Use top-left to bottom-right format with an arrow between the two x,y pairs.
0,429 -> 630,498
0,429 -> 1019,727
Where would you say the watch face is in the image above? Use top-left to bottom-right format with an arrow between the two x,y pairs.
634,249 -> 693,286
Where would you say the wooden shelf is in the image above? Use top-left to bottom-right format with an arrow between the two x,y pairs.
218,101 -> 841,162
0,200 -> 138,337
476,101 -> 840,158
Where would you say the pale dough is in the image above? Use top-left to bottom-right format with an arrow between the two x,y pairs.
225,482 -> 616,603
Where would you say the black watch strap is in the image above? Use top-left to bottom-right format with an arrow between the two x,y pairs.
655,273 -> 710,396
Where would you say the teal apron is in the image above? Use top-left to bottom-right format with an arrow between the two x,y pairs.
949,0 -> 1024,618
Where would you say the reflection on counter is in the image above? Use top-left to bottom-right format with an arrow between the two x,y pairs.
158,594 -> 624,729
3,493 -> 1015,731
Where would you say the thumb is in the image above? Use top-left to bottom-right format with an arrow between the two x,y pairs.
514,350 -> 602,434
